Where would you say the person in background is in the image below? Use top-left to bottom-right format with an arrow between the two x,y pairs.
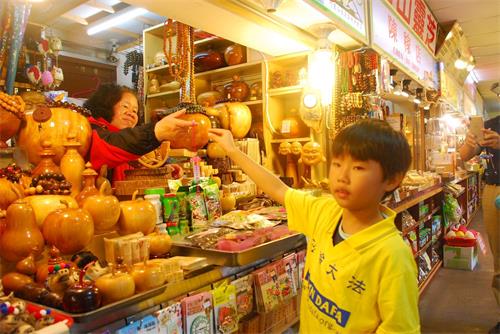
458,115 -> 499,333
209,119 -> 419,333
83,83 -> 192,182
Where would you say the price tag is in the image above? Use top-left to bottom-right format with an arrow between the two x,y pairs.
394,189 -> 401,203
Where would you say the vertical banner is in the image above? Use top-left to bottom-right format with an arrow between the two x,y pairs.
371,0 -> 438,89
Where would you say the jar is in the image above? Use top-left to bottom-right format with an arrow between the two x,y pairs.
144,194 -> 163,228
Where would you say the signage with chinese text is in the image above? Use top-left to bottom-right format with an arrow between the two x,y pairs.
309,0 -> 367,39
387,0 -> 438,54
371,0 -> 438,89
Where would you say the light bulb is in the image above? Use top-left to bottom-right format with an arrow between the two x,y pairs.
303,93 -> 318,108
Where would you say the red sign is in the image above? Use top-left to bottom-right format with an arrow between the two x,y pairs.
388,0 -> 438,54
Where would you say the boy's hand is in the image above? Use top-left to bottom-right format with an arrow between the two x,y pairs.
208,128 -> 237,154
479,128 -> 500,150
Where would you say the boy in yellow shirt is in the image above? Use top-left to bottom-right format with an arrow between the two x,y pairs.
209,119 -> 419,333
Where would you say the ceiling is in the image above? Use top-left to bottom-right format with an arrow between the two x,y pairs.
426,0 -> 500,114
28,0 -> 165,54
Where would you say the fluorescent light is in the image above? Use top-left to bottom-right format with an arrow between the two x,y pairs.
454,58 -> 467,70
87,7 -> 147,35
308,47 -> 335,105
413,97 -> 421,104
401,91 -> 409,98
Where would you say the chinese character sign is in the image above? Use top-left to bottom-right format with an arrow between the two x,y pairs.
372,0 -> 437,89
310,0 -> 367,37
388,0 -> 438,53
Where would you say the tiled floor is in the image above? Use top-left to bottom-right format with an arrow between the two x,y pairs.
420,210 -> 500,333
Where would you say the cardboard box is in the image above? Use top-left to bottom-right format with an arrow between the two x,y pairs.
443,245 -> 478,271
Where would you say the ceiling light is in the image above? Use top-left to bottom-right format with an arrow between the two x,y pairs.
445,31 -> 453,41
87,7 -> 147,35
424,104 -> 431,110
393,83 -> 402,95
402,79 -> 411,97
414,88 -> 423,104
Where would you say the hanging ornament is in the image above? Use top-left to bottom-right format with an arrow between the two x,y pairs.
26,64 -> 41,85
49,36 -> 62,55
41,70 -> 53,87
51,66 -> 64,87
37,38 -> 51,56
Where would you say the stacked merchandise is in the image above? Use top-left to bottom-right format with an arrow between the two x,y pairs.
113,250 -> 306,334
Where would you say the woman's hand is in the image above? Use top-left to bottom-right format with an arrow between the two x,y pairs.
154,109 -> 194,142
479,128 -> 500,150
208,128 -> 237,155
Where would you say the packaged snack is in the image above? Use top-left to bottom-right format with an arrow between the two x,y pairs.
212,282 -> 238,334
201,179 -> 222,222
296,250 -> 306,289
188,185 -> 209,231
230,275 -> 254,320
155,302 -> 183,334
177,186 -> 191,223
138,315 -> 159,334
182,292 -> 214,334
253,263 -> 281,313
282,253 -> 298,297
164,194 -> 180,237
276,259 -> 294,301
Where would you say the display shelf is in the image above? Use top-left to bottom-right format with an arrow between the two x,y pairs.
147,89 -> 180,99
195,60 -> 262,81
244,99 -> 263,106
270,137 -> 311,144
402,206 -> 441,236
419,260 -> 442,295
194,36 -> 230,49
268,85 -> 303,97
391,186 -> 443,213
415,239 -> 432,258
145,64 -> 172,73
0,80 -> 33,89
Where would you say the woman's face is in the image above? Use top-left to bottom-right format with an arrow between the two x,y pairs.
111,92 -> 139,129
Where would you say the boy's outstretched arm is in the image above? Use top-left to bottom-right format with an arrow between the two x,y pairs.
208,128 -> 289,204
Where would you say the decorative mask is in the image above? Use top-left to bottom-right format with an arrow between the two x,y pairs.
49,37 -> 62,53
26,65 -> 41,85
291,141 -> 302,156
41,71 -> 53,87
51,66 -> 64,87
278,141 -> 291,155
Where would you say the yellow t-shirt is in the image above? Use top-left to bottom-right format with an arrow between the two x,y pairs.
285,189 -> 420,334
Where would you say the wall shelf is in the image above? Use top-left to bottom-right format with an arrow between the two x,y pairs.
268,85 -> 303,97
147,89 -> 180,99
195,60 -> 262,81
391,186 -> 443,213
145,64 -> 172,73
243,99 -> 262,106
270,137 -> 311,144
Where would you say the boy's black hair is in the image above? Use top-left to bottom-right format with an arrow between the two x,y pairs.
331,119 -> 411,181
83,83 -> 136,123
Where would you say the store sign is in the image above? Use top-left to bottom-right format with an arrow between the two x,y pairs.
371,0 -> 437,89
387,0 -> 438,54
309,0 -> 367,38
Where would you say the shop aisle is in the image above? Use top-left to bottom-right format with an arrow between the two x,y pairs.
420,210 -> 500,333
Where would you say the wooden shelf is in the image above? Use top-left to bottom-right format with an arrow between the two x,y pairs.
415,239 -> 432,258
243,99 -> 262,106
194,36 -> 231,50
269,85 -> 303,97
270,137 -> 311,144
0,80 -> 33,89
169,148 -> 197,158
145,64 -> 172,73
391,186 -> 443,213
419,260 -> 442,295
270,316 -> 299,334
195,60 -> 261,81
402,206 -> 441,236
147,90 -> 180,99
